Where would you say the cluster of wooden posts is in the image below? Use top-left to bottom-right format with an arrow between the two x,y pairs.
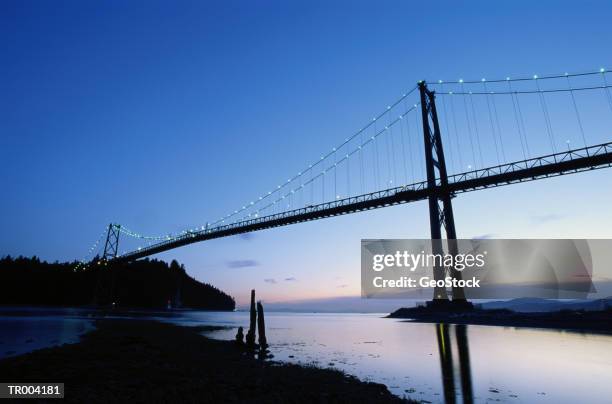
236,289 -> 267,352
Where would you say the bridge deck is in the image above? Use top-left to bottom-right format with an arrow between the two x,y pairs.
114,142 -> 612,263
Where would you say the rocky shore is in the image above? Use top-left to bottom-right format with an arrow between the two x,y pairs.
0,320 -> 412,403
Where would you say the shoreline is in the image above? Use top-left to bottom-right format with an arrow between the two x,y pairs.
388,307 -> 612,335
0,319 -> 412,403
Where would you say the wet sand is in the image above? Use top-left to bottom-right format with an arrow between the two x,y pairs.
0,319 -> 412,403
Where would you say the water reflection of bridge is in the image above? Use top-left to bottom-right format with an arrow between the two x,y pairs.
436,323 -> 473,404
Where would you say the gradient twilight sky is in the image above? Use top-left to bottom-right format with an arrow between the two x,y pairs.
2,1 -> 612,305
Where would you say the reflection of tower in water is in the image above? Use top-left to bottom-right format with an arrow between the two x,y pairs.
436,324 -> 473,404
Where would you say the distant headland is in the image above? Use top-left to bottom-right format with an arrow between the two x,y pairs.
388,299 -> 612,334
0,256 -> 235,311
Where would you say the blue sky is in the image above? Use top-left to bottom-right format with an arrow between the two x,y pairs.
2,1 -> 612,305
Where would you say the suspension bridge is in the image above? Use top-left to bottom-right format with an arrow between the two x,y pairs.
81,68 -> 612,302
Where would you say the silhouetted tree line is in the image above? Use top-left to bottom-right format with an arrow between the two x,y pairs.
0,256 -> 235,310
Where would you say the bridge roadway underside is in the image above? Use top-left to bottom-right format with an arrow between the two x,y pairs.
114,144 -> 612,263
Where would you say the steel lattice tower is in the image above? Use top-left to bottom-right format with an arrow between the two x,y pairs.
419,81 -> 466,302
102,223 -> 121,261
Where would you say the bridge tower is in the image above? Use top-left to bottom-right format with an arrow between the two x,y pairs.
102,223 -> 121,261
418,82 -> 467,304
92,223 -> 121,306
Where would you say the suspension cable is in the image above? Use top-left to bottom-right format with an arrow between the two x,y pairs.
113,69 -> 612,243
205,85 -> 419,226
73,227 -> 107,271
231,104 -> 421,221
435,84 -> 612,96
429,69 -> 607,85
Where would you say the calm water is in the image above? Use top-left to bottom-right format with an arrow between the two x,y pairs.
0,307 -> 94,358
2,308 -> 612,403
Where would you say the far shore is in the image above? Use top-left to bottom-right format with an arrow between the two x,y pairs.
388,306 -> 612,335
0,319 -> 412,403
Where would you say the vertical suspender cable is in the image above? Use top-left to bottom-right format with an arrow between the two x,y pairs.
405,101 -> 416,183
359,125 -> 365,194
299,172 -> 303,209
468,91 -> 484,166
415,110 -> 424,180
439,83 -> 458,172
407,108 -> 416,183
399,104 -> 410,184
507,80 -> 528,161
449,92 -> 467,169
512,83 -> 531,157
388,113 -> 397,185
489,90 -> 507,162
346,150 -> 350,198
334,148 -> 337,198
566,75 -> 588,149
385,114 -> 393,185
534,76 -> 557,154
309,166 -> 313,206
373,120 -> 381,190
483,81 -> 501,165
461,82 -> 483,168
601,70 -> 612,114
322,166 -> 325,203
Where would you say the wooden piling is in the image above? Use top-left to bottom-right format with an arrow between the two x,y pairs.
257,301 -> 267,349
246,289 -> 256,347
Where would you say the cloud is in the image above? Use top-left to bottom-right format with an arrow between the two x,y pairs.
530,213 -> 565,225
284,277 -> 298,282
264,278 -> 277,284
226,260 -> 258,268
